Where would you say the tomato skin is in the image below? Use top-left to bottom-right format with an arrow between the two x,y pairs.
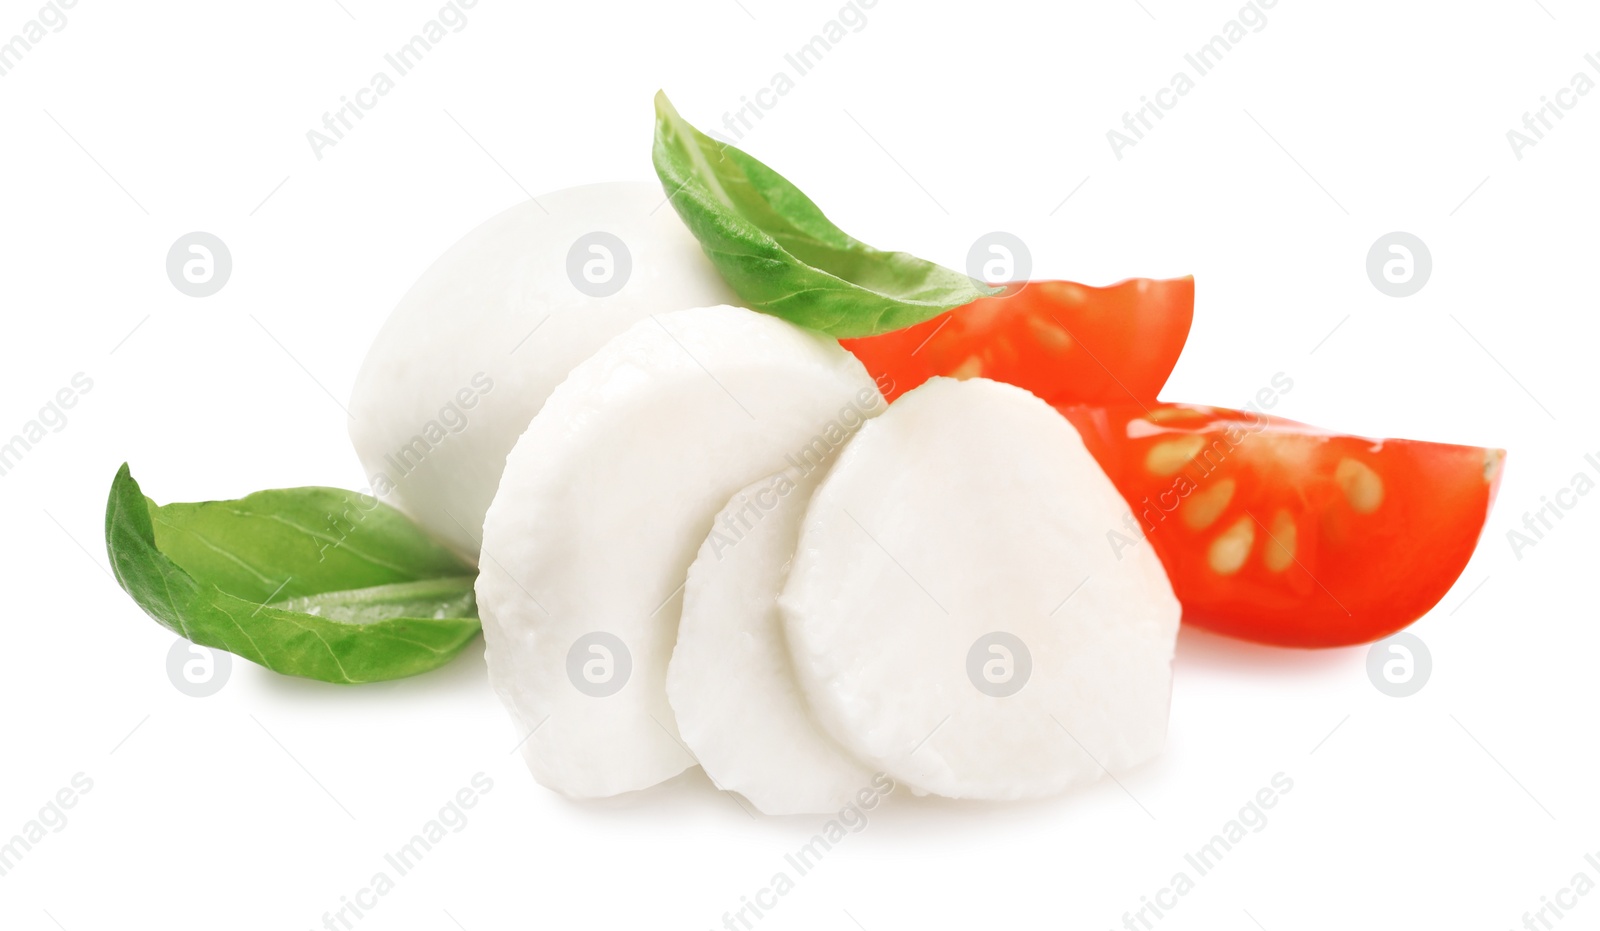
846,278 -> 1500,646
1058,403 -> 1505,648
841,277 -> 1194,406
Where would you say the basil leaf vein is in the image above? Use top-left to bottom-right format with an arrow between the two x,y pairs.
652,91 -> 998,338
105,464 -> 480,684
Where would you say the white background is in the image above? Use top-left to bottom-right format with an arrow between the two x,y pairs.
2,0 -> 1597,928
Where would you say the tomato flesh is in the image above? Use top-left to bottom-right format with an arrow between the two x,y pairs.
1058,403 -> 1505,647
845,277 -> 1501,646
842,277 -> 1194,406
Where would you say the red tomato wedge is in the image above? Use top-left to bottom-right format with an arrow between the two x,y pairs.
1057,403 -> 1505,647
842,277 -> 1194,406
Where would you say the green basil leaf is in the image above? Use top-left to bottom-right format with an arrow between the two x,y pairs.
105,464 -> 480,684
148,485 -> 470,603
652,91 -> 998,338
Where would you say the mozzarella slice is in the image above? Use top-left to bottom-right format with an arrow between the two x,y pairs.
479,306 -> 883,798
780,377 -> 1181,801
668,467 -> 879,815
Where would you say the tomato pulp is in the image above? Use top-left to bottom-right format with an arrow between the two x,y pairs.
1058,403 -> 1505,647
841,277 -> 1194,406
